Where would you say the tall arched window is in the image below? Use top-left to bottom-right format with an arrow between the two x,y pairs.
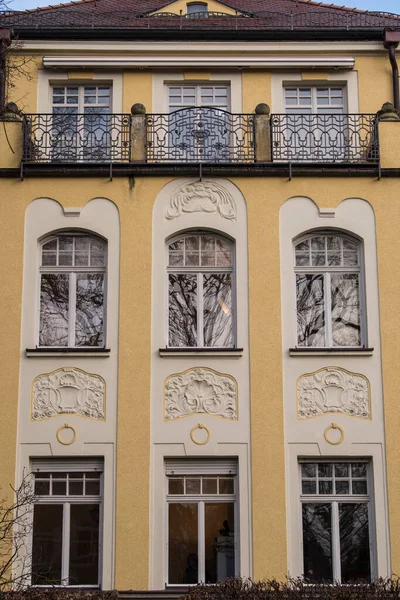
167,232 -> 234,348
39,232 -> 107,347
294,232 -> 363,348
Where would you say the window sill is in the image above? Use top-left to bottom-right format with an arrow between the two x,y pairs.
159,347 -> 243,358
289,347 -> 374,357
26,348 -> 110,358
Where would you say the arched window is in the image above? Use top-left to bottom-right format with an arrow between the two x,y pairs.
186,2 -> 208,17
39,232 -> 107,347
167,232 -> 234,348
294,232 -> 363,348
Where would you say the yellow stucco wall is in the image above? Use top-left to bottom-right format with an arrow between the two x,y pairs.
3,170 -> 400,582
3,46 -> 400,585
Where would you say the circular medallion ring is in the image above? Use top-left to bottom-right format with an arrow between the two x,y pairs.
324,422 -> 344,446
190,423 -> 211,445
56,423 -> 77,446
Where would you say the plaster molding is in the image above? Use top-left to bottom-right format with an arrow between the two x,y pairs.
297,366 -> 370,420
165,181 -> 236,221
319,207 -> 336,218
164,367 -> 238,420
63,207 -> 82,217
32,367 -> 105,421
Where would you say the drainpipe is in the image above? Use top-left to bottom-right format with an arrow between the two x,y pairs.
384,30 -> 400,112
0,29 -> 12,111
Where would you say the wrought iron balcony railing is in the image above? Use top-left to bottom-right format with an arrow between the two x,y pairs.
271,113 -> 379,163
145,108 -> 255,163
21,110 -> 380,166
22,113 -> 131,163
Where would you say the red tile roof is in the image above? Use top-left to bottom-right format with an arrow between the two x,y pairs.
2,0 -> 399,31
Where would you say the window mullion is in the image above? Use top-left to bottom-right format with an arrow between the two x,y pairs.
198,501 -> 205,582
325,272 -> 333,347
69,272 -> 77,347
198,273 -> 204,347
331,501 -> 341,583
62,502 -> 71,585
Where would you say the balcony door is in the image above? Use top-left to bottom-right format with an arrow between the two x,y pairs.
283,86 -> 347,162
167,84 -> 231,162
51,85 -> 111,162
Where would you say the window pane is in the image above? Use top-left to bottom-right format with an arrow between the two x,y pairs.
32,504 -> 63,585
339,503 -> 371,583
205,503 -> 235,583
169,479 -> 184,495
69,481 -> 84,495
203,478 -> 218,494
302,481 -> 317,494
203,274 -> 233,347
75,274 -> 104,347
52,481 -> 67,495
69,504 -> 100,585
168,503 -> 198,584
301,464 -> 316,478
296,274 -> 325,347
40,274 -> 69,347
85,481 -> 101,496
169,274 -> 197,347
331,273 -> 361,347
352,463 -> 367,478
219,479 -> 234,494
35,480 -> 50,495
186,479 -> 201,494
302,503 -> 332,582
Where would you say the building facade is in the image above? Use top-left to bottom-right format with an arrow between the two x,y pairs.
1,0 -> 400,589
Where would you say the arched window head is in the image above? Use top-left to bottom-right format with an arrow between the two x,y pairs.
168,232 -> 234,348
294,232 -> 363,348
39,233 -> 107,348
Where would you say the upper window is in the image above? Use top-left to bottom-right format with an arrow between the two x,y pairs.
51,85 -> 112,162
301,461 -> 372,583
39,233 -> 106,348
31,461 -> 103,586
294,232 -> 363,348
186,2 -> 208,17
168,233 -> 234,348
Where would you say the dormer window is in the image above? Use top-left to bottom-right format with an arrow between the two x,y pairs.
186,2 -> 208,17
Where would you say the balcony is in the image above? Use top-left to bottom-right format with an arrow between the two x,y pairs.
18,107 -> 380,173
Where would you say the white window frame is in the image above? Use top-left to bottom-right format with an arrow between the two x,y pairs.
271,71 -> 359,114
165,459 -> 239,586
299,459 -> 375,583
31,459 -> 104,588
38,232 -> 108,349
186,2 -> 209,16
293,231 -> 366,349
166,231 -> 236,349
167,84 -> 230,112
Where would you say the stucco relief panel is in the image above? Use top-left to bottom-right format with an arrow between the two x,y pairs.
32,367 -> 105,421
165,181 -> 236,220
164,367 -> 238,420
297,366 -> 370,420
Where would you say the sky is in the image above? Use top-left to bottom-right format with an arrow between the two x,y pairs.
7,0 -> 400,15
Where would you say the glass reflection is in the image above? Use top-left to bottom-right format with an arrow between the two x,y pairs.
168,503 -> 198,584
296,274 -> 325,346
339,503 -> 370,582
168,274 -> 197,347
40,274 -> 69,346
32,504 -> 63,584
75,274 -> 104,347
69,504 -> 99,585
203,274 -> 233,347
302,503 -> 332,582
204,503 -> 235,583
331,273 -> 360,346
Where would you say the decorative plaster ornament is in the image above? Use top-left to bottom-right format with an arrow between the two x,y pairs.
297,366 -> 370,420
56,423 -> 77,446
165,181 -> 236,220
164,367 -> 237,421
324,422 -> 345,445
32,367 -> 105,421
190,423 -> 211,445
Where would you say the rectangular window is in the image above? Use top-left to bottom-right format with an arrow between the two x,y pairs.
51,85 -> 111,162
166,460 -> 237,584
31,461 -> 103,586
301,461 -> 372,583
282,86 -> 349,162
